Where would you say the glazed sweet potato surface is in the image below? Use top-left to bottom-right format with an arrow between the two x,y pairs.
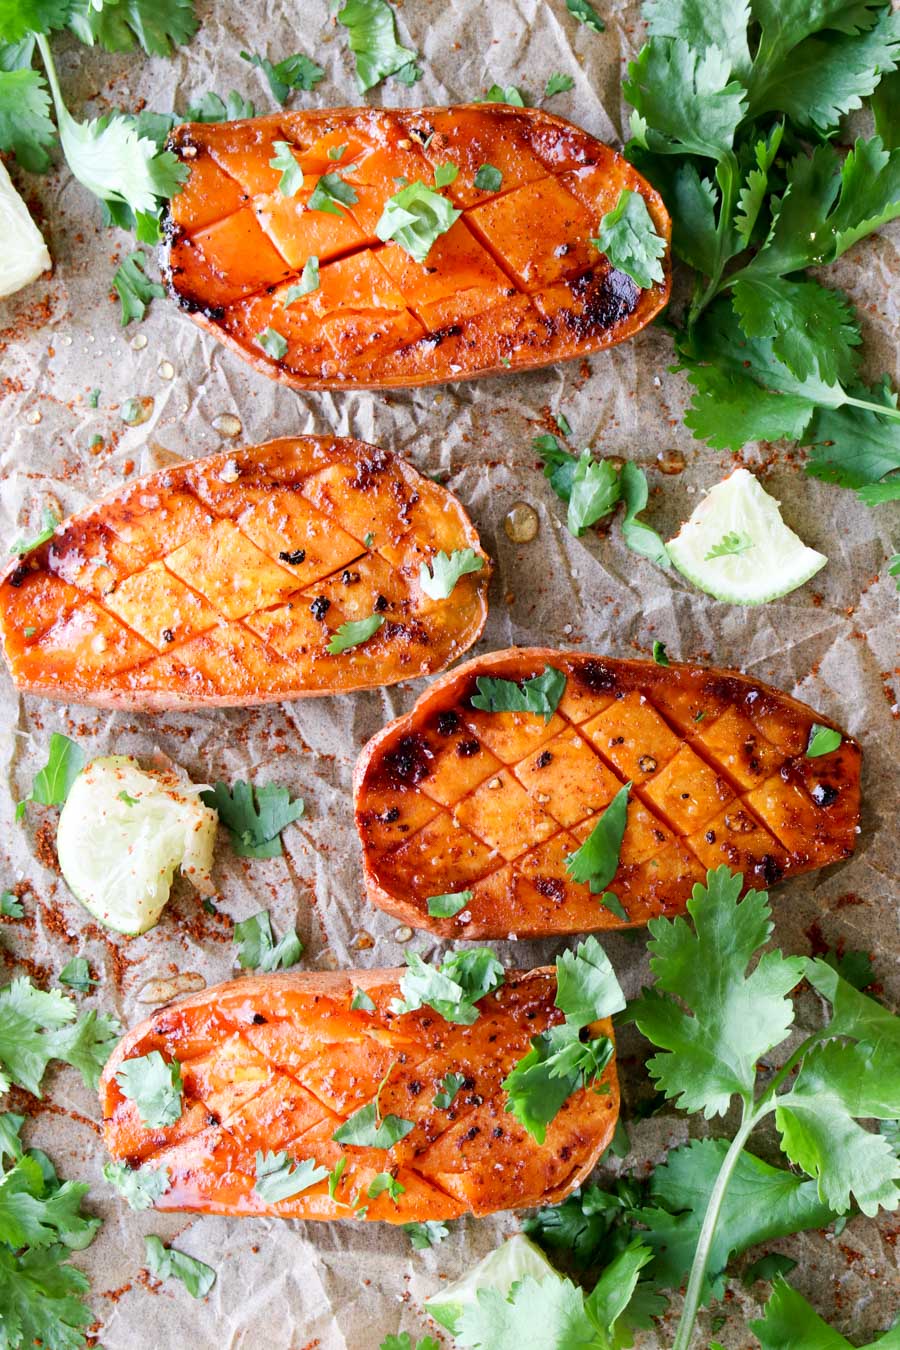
164,105 -> 670,388
355,649 -> 862,938
0,436 -> 489,709
100,968 -> 619,1222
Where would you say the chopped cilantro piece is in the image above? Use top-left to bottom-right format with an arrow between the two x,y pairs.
336,0 -> 421,93
145,1235 -> 215,1299
705,530 -> 753,559
0,890 -> 23,918
332,1064 -> 414,1148
66,0 -> 199,58
433,162 -> 458,187
474,163 -> 503,191
328,143 -> 347,161
269,140 -> 303,196
112,249 -> 164,325
0,976 -> 118,1095
283,256 -> 320,305
566,0 -> 605,33
367,1171 -> 405,1202
433,1072 -> 465,1110
375,180 -> 461,263
327,614 -> 384,654
104,1160 -> 171,1210
350,987 -> 376,1012
426,890 -> 472,919
16,732 -> 84,821
57,958 -> 95,993
403,1219 -> 449,1248
391,948 -> 504,1025
565,782 -> 630,893
806,723 -> 842,758
201,779 -> 303,858
620,461 -> 670,568
419,548 -> 484,600
0,65 -> 56,173
545,72 -> 575,97
256,326 -> 288,359
233,910 -> 303,972
253,1150 -> 328,1202
594,188 -> 667,289
8,506 -> 59,556
652,640 -> 669,666
308,170 -> 358,216
115,1051 -> 183,1128
470,665 -> 566,722
240,48 -> 324,103
485,84 -> 525,106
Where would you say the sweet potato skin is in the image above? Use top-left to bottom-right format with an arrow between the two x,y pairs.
0,436 -> 490,710
163,105 -> 671,390
99,968 -> 619,1223
354,648 -> 862,938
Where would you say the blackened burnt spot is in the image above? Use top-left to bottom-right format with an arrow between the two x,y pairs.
174,290 -> 226,322
379,806 -> 400,824
383,733 -> 434,785
427,324 -> 463,348
811,782 -> 839,808
7,565 -> 27,589
252,1013 -> 267,1025
536,750 -> 553,768
457,739 -> 481,758
702,675 -> 749,706
535,877 -> 566,902
579,659 -> 617,692
756,854 -> 784,887
436,710 -> 461,736
551,268 -> 639,340
349,449 -> 391,490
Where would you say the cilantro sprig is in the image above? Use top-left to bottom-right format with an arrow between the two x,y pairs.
419,548 -> 485,600
624,1 -> 900,508
470,665 -> 566,723
391,948 -> 505,1025
624,865 -> 900,1350
232,909 -> 303,972
0,976 -> 119,1096
376,180 -> 462,263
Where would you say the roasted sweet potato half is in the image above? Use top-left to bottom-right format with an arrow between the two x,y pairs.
354,648 -> 862,938
163,105 -> 670,389
0,436 -> 490,709
100,968 -> 619,1223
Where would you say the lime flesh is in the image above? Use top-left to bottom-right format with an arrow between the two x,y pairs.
0,159 -> 51,299
667,467 -> 827,605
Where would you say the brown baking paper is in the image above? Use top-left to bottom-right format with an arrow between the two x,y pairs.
0,2 -> 898,1346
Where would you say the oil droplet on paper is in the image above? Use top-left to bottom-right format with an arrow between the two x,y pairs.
130,333 -> 148,351
393,924 -> 413,943
25,408 -> 41,425
351,929 -> 374,950
318,948 -> 339,970
157,360 -> 175,380
657,448 -> 686,475
503,501 -> 539,544
121,396 -> 154,426
212,412 -> 242,438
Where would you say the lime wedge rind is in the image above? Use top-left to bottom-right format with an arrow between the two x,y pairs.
666,467 -> 827,605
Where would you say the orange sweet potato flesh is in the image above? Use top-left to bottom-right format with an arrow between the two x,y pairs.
163,105 -> 671,389
100,968 -> 619,1222
0,436 -> 489,709
354,648 -> 862,938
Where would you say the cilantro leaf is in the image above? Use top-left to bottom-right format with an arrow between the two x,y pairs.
534,432 -> 581,505
434,162 -> 458,188
403,1219 -> 449,1248
331,1101 -> 414,1149
283,256 -> 319,304
145,1235 -> 215,1299
269,140 -> 303,196
115,1051 -> 183,1129
565,783 -> 630,893
629,867 -> 805,1116
619,461 -> 671,568
419,548 -> 485,600
0,67 -> 56,172
594,188 -> 666,289
774,1039 -> 900,1215
819,948 -> 875,992
66,0 -> 198,57
474,163 -> 503,191
233,910 -> 303,973
632,1138 -> 835,1300
350,987 -> 376,1012
743,1252 -> 797,1285
567,451 -> 621,536
327,613 -> 384,654
367,1171 -> 405,1202
426,890 -> 472,918
0,1153 -> 98,1251
805,390 -> 900,493
624,38 -> 747,161
103,1160 -> 170,1210
375,180 -> 462,263
253,1150 -> 328,1202
731,277 -> 861,386
486,84 -> 526,106
806,724 -> 842,758
555,936 -> 627,1026
566,0 -> 605,33
391,948 -> 504,1025
643,0 -> 750,77
545,72 -> 575,97
0,1113 -> 24,1163
0,0 -> 69,44
112,249 -> 164,326
256,326 -> 288,359
380,1336 -> 439,1350
1,890 -> 23,917
9,506 -> 59,556
310,171 -> 360,216
456,1271 -> 597,1348
185,90 -> 256,122
0,1242 -> 93,1349
57,958 -> 95,993
433,1072 -> 465,1110
751,1276 -> 900,1350
704,530 -> 753,561
470,665 -> 566,722
0,977 -> 117,1096
652,640 -> 670,665
239,49 -> 325,103
336,0 -> 420,92
524,1177 -> 641,1270
201,779 -> 304,858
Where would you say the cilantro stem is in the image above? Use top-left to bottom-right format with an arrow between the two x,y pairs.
842,393 -> 900,423
672,1101 -> 757,1350
686,152 -> 739,329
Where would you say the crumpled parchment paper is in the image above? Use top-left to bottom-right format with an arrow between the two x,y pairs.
0,1 -> 898,1346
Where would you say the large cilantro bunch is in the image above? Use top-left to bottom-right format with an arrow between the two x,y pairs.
0,2 -> 200,238
625,0 -> 900,505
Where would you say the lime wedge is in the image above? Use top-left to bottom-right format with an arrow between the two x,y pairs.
425,1234 -> 559,1333
0,158 -> 51,299
666,467 -> 827,605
